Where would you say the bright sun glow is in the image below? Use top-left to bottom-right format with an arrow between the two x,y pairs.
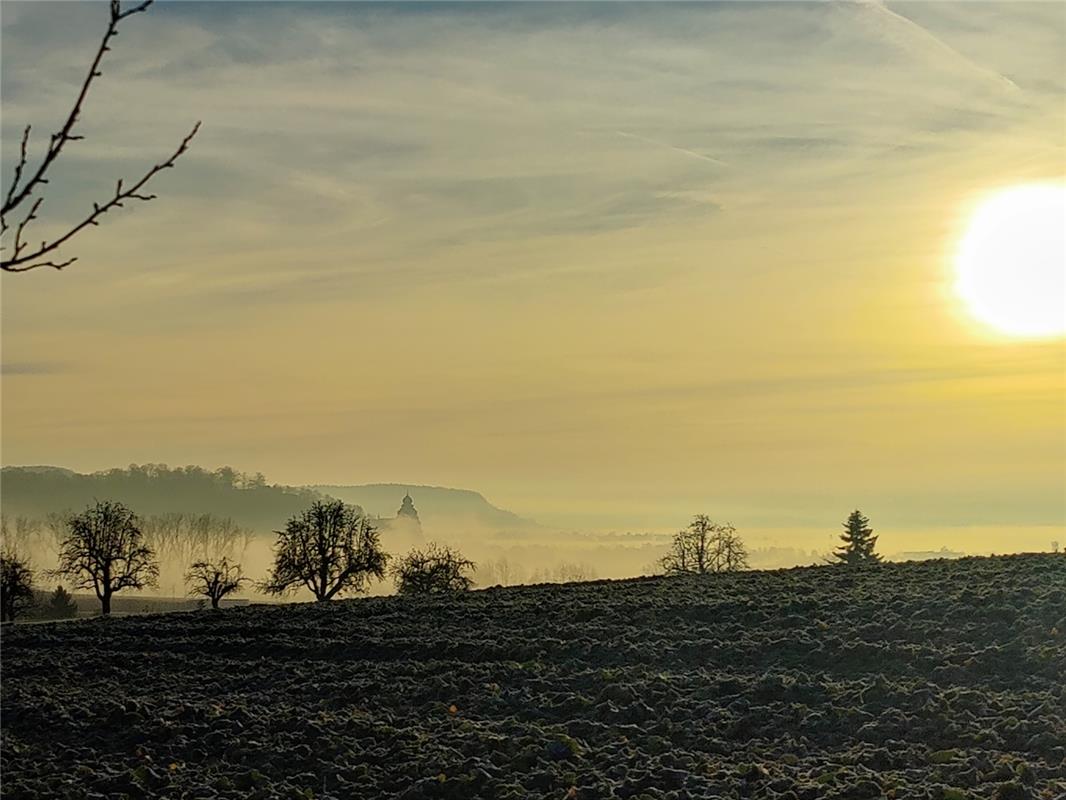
955,183 -> 1066,338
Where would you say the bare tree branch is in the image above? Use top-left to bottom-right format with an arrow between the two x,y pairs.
112,0 -> 154,23
2,123 -> 200,273
10,198 -> 44,262
0,0 -> 200,274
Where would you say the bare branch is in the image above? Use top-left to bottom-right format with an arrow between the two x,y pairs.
1,122 -> 200,273
112,0 -> 154,23
1,0 -> 199,275
12,198 -> 44,260
4,257 -> 79,274
2,12 -> 123,217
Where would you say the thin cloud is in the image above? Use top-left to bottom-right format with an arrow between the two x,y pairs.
615,131 -> 729,168
1,362 -> 71,376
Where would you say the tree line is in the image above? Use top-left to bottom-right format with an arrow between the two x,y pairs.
1,502 -> 885,622
0,464 -> 322,531
657,509 -> 882,576
0,499 -> 480,620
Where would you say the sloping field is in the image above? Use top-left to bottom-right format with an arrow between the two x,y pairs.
2,554 -> 1064,799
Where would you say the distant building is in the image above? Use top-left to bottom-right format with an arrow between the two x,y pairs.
376,492 -> 424,550
396,492 -> 420,523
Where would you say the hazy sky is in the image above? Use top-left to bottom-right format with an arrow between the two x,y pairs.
2,1 -> 1064,544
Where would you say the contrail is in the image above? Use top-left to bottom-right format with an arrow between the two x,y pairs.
861,0 -> 1020,94
616,131 -> 729,167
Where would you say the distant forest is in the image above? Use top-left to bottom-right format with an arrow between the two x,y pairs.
0,465 -> 322,531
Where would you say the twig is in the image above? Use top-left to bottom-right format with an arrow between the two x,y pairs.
3,126 -> 32,212
11,198 -> 44,260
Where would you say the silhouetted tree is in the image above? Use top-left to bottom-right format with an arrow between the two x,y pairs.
262,500 -> 387,602
529,561 -> 599,584
833,510 -> 881,565
144,513 -> 254,565
1,0 -> 199,273
1,550 -> 36,622
53,500 -> 159,614
0,515 -> 43,556
392,543 -> 476,595
660,515 -> 749,575
0,465 -> 320,531
42,585 -> 79,620
185,558 -> 247,609
477,557 -> 524,587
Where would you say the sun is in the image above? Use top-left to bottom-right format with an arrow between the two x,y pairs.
954,183 -> 1065,338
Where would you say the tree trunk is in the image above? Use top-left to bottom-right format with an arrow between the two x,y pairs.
211,595 -> 220,609
101,592 -> 112,615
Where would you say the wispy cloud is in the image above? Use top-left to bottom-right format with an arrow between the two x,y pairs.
1,2 -> 1062,530
1,361 -> 71,376
615,131 -> 729,168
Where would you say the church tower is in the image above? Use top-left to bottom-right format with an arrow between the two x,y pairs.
397,492 -> 420,523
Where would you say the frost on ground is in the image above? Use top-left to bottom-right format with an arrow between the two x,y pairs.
2,554 -> 1064,799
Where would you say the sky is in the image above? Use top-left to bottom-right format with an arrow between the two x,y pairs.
2,1 -> 1064,551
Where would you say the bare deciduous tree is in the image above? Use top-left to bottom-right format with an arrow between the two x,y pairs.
477,557 -> 524,587
660,515 -> 748,575
262,500 -> 388,602
528,561 -> 598,585
391,542 -> 476,595
1,549 -> 36,622
52,500 -> 159,615
1,0 -> 200,273
144,513 -> 254,565
0,515 -> 43,556
186,557 -> 247,609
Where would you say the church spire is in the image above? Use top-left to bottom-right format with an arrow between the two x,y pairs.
397,492 -> 420,522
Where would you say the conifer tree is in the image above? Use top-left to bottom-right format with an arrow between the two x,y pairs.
43,585 -> 79,620
833,510 -> 881,565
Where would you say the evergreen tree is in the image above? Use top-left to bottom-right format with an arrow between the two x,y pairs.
833,510 -> 881,565
43,585 -> 79,619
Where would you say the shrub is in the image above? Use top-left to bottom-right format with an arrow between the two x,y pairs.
391,542 -> 476,595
